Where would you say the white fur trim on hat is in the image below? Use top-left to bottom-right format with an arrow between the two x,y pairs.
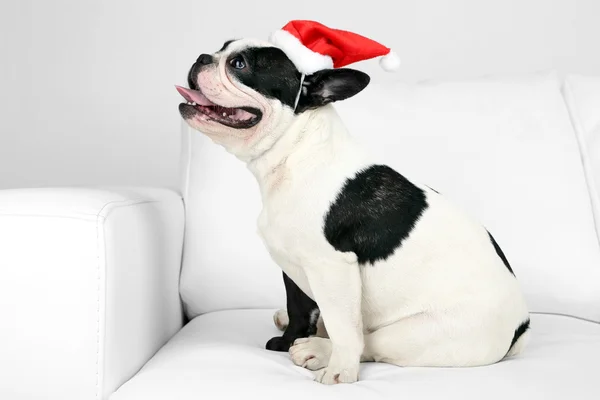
269,29 -> 334,75
380,50 -> 401,72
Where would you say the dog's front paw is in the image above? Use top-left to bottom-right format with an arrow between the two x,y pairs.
289,337 -> 332,371
314,363 -> 359,385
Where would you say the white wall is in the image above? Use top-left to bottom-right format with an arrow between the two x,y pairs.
1,0 -> 599,190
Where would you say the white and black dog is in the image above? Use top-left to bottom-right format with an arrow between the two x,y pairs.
177,38 -> 530,385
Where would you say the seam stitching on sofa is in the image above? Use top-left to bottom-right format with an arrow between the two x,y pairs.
180,124 -> 193,319
97,199 -> 160,220
93,198 -> 162,400
192,309 -> 600,326
178,124 -> 193,320
0,198 -> 168,221
95,206 -> 102,400
562,78 -> 600,250
183,123 -> 193,201
0,213 -> 99,220
531,311 -> 600,325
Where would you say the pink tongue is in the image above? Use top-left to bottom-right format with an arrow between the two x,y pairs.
234,108 -> 254,120
175,85 -> 214,106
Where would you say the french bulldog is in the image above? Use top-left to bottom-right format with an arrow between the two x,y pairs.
176,38 -> 530,385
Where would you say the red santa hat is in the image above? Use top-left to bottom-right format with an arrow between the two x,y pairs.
269,20 -> 401,75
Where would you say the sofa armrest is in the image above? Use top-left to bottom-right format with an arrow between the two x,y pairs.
0,187 -> 185,400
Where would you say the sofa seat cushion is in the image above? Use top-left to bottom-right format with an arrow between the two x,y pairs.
111,309 -> 600,400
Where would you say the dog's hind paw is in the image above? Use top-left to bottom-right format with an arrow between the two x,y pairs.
266,336 -> 292,352
273,309 -> 289,331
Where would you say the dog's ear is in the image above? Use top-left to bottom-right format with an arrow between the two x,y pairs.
295,68 -> 370,113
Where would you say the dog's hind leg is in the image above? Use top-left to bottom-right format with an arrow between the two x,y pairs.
275,308 -> 328,336
362,312 -> 511,367
266,272 -> 319,352
291,312 -> 512,371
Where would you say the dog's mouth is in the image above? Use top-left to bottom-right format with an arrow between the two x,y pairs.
176,86 -> 262,129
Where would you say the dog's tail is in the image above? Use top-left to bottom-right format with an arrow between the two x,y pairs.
505,318 -> 531,358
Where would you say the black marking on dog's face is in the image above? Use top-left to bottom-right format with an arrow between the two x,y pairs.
219,39 -> 237,52
226,47 -> 302,110
324,165 -> 428,265
487,231 -> 515,276
507,318 -> 530,355
296,68 -> 370,113
266,272 -> 319,352
187,63 -> 199,90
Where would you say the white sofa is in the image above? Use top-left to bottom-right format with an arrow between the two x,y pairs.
1,71 -> 599,400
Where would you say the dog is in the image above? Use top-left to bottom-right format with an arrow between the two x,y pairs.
176,38 -> 530,385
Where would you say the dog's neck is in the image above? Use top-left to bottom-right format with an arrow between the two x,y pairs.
247,105 -> 352,199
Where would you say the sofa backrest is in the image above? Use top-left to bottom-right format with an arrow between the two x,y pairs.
179,71 -> 600,322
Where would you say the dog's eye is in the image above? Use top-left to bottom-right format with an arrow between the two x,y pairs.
230,56 -> 246,70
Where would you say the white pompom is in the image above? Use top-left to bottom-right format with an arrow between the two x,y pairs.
380,50 -> 401,72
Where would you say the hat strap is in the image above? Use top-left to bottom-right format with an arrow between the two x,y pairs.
293,73 -> 306,111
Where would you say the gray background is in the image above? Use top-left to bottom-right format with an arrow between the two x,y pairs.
1,0 -> 599,190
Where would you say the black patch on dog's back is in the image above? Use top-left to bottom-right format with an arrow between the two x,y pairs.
507,318 -> 530,355
487,231 -> 515,276
324,165 -> 428,265
227,47 -> 301,109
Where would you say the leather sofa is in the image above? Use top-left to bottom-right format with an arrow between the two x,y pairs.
1,71 -> 599,400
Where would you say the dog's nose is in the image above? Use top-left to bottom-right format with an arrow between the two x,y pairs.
197,54 -> 213,65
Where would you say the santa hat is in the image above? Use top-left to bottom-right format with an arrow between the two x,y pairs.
269,20 -> 401,75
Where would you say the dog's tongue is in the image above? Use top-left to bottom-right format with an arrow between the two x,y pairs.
175,85 -> 214,106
